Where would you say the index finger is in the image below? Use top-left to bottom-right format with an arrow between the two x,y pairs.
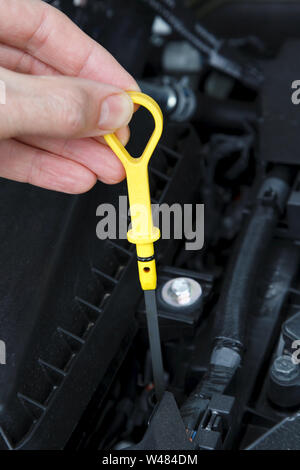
0,0 -> 139,90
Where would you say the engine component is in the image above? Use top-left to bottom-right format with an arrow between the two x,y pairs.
160,277 -> 202,309
141,0 -> 263,90
282,311 -> 300,354
267,311 -> 300,409
260,41 -> 300,165
271,355 -> 299,382
139,77 -> 257,128
247,413 -> 300,450
2,0 -> 300,452
287,172 -> 300,240
0,115 -> 202,449
180,166 -> 292,434
162,41 -> 203,74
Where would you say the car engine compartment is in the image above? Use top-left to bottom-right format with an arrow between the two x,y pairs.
1,0 -> 300,451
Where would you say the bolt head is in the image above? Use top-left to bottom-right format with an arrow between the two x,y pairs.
170,278 -> 191,296
161,277 -> 202,308
271,355 -> 299,382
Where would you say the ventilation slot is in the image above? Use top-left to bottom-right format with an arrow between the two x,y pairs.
57,326 -> 85,353
38,358 -> 67,387
17,393 -> 46,420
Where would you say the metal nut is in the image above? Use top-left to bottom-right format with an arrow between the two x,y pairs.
161,277 -> 202,308
271,355 -> 299,382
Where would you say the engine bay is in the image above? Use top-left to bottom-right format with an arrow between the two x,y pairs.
1,0 -> 300,451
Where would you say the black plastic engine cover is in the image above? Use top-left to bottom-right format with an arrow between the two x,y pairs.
0,120 -> 202,449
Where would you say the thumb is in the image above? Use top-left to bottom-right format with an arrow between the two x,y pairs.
0,67 -> 134,140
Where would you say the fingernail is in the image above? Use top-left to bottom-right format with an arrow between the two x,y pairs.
99,93 -> 133,131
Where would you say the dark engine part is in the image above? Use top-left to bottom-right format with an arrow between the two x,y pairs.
139,78 -> 258,129
180,166 -> 292,432
0,122 -> 201,450
260,40 -> 300,166
1,0 -> 300,452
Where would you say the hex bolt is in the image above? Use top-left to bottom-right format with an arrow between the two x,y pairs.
271,355 -> 299,382
170,278 -> 192,305
161,277 -> 202,308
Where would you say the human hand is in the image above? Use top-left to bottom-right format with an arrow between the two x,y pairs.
0,0 -> 139,193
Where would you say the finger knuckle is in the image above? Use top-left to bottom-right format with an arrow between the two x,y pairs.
55,87 -> 88,135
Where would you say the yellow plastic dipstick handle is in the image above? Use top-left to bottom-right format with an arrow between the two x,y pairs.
104,92 -> 163,291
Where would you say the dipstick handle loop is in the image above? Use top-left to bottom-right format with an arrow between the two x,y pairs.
104,92 -> 163,290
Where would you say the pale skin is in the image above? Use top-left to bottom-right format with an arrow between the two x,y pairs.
0,0 -> 140,193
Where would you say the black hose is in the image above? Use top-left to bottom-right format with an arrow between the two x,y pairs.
214,166 -> 291,351
181,166 -> 292,431
139,79 -> 257,129
195,94 -> 257,130
214,203 -> 277,350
